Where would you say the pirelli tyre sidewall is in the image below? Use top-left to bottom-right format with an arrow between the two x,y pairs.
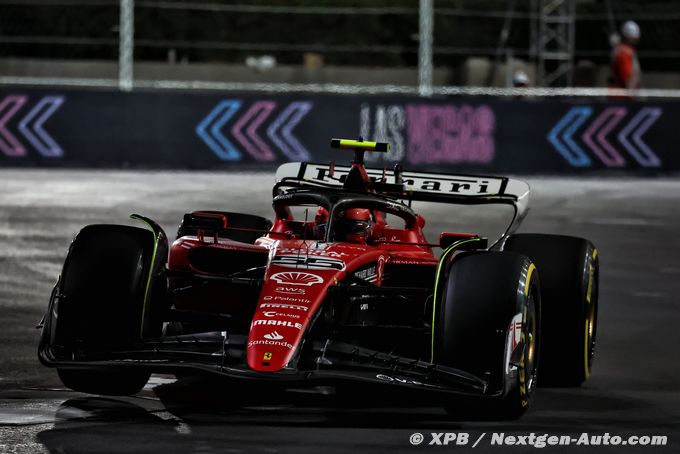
434,251 -> 541,419
503,234 -> 598,387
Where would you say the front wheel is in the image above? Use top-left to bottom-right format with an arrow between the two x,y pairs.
433,251 -> 541,420
50,224 -> 162,395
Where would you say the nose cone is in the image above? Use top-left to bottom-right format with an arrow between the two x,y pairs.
248,311 -> 302,372
247,320 -> 301,371
245,241 -> 369,372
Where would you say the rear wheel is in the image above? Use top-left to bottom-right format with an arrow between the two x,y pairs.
503,234 -> 598,386
54,224 -> 161,395
433,251 -> 541,420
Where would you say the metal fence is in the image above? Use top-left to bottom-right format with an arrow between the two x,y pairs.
1,0 -> 680,97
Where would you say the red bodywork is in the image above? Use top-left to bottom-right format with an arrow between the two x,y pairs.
168,209 -> 439,372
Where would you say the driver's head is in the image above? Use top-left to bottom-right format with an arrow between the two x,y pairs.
336,208 -> 373,244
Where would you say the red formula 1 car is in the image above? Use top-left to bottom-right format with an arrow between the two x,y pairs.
39,139 -> 599,419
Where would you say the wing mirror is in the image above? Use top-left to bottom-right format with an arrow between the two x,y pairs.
188,211 -> 228,230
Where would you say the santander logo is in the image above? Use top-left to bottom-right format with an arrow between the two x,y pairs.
270,272 -> 323,286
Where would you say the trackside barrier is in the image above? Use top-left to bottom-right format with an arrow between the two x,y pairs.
0,88 -> 676,173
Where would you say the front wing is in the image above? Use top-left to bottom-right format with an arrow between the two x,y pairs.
39,329 -> 495,399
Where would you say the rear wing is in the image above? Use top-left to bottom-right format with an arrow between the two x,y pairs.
275,162 -> 531,238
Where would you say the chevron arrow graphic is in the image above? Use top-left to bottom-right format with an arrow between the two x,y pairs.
196,100 -> 242,161
267,101 -> 313,161
18,96 -> 64,157
231,101 -> 277,162
582,107 -> 627,167
547,106 -> 593,167
617,107 -> 662,167
0,95 -> 28,157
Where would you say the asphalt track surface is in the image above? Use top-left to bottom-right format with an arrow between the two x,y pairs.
0,169 -> 678,453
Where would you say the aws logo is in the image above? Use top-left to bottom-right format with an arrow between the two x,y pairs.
275,286 -> 305,295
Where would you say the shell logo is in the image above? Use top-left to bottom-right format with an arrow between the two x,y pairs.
269,271 -> 323,286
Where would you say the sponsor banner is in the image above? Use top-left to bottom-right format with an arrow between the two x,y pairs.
1,88 -> 677,173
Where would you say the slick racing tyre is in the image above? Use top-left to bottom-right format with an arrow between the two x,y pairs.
433,251 -> 540,420
54,224 -> 160,395
177,211 -> 272,244
503,234 -> 598,387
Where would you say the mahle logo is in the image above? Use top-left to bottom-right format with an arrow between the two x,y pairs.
255,319 -> 302,330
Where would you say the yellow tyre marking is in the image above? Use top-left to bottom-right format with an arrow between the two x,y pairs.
585,248 -> 596,378
519,331 -> 528,406
429,237 -> 481,363
586,263 -> 594,303
130,214 -> 159,338
584,318 -> 591,378
524,263 -> 536,297
520,262 -> 535,407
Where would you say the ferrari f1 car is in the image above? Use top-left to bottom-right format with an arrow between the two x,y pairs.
39,139 -> 599,419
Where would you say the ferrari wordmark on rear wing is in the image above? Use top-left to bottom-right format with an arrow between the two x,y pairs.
276,162 -> 531,237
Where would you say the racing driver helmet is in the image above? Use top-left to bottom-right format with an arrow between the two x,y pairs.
336,208 -> 374,244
